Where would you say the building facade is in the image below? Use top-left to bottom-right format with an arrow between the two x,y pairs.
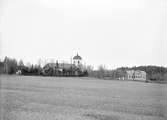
125,70 -> 146,81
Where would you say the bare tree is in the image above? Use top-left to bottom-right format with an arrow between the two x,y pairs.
18,59 -> 24,66
37,58 -> 42,67
97,64 -> 106,78
26,62 -> 32,68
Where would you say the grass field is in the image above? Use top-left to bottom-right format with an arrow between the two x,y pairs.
0,75 -> 167,120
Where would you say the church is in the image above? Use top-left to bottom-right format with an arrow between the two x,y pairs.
43,54 -> 87,76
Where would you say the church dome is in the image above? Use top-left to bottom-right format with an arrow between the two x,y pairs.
73,54 -> 82,60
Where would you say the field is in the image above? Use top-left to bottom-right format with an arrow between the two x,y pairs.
0,75 -> 167,120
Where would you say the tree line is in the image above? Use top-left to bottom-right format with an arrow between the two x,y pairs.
86,65 -> 167,81
0,56 -> 167,81
0,56 -> 43,75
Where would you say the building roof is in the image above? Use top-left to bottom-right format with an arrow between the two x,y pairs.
44,63 -> 79,70
126,70 -> 135,75
73,54 -> 82,60
126,70 -> 146,75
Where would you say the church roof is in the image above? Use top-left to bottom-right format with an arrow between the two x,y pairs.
73,54 -> 82,60
44,63 -> 75,70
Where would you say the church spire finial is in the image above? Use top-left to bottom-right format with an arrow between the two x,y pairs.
73,53 -> 82,60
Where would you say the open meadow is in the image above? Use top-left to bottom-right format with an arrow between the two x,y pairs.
0,75 -> 167,120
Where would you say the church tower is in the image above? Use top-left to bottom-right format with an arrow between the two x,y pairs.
73,53 -> 82,67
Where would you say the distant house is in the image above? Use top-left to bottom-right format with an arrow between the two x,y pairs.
125,70 -> 146,81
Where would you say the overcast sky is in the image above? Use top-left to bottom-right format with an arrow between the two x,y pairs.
0,0 -> 167,69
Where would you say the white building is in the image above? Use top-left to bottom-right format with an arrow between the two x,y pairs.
126,70 -> 146,81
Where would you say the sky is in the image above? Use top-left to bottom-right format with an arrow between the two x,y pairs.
0,0 -> 167,69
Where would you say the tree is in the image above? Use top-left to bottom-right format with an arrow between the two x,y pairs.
86,65 -> 94,77
4,56 -> 9,74
97,65 -> 106,78
3,57 -> 17,74
26,62 -> 32,70
10,58 -> 17,74
86,65 -> 93,72
18,60 -> 24,66
37,58 -> 42,67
